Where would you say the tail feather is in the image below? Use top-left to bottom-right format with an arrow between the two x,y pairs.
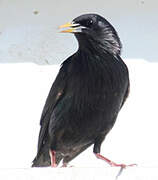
32,142 -> 51,167
32,143 -> 63,167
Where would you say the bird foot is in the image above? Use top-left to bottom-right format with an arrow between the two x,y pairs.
61,163 -> 67,167
95,153 -> 137,168
51,163 -> 57,168
61,163 -> 74,168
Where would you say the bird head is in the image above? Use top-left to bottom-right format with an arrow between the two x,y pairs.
59,14 -> 122,56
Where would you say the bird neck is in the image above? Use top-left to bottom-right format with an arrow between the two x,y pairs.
75,33 -> 121,57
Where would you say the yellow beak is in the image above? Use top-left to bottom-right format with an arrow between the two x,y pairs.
58,22 -> 81,33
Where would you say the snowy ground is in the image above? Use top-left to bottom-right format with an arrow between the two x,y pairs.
0,59 -> 158,179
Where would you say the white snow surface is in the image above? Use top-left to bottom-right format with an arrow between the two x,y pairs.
0,59 -> 158,179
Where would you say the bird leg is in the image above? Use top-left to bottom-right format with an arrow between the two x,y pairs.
95,153 -> 137,168
49,150 -> 57,167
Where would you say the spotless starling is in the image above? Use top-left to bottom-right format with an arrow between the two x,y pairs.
32,14 -> 133,168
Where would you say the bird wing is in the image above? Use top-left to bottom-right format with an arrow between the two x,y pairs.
121,81 -> 130,108
36,64 -> 67,156
119,56 -> 130,109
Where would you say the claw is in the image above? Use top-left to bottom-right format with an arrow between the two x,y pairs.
61,163 -> 67,167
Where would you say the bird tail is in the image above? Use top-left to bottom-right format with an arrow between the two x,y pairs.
32,141 -> 51,167
32,142 -> 63,167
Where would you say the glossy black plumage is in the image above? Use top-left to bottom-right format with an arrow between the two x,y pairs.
32,14 -> 129,167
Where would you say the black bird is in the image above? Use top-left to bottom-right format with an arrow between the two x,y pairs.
32,14 -> 133,168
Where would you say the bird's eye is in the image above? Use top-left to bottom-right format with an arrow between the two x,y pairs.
87,19 -> 93,27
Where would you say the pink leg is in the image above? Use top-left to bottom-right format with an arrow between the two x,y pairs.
95,153 -> 137,168
49,150 -> 57,167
